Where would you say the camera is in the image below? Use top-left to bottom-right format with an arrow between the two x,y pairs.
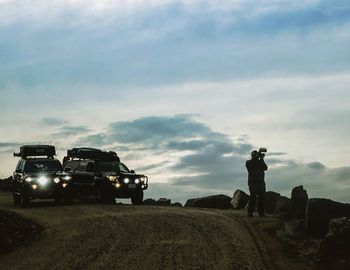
258,148 -> 267,159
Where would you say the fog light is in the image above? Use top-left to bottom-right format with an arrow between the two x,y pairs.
54,178 -> 60,184
115,182 -> 121,188
135,179 -> 140,184
141,184 -> 145,189
31,184 -> 38,190
62,183 -> 68,188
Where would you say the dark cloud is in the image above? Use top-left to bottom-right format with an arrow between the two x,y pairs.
0,142 -> 23,153
307,162 -> 326,171
40,117 -> 68,126
51,126 -> 91,138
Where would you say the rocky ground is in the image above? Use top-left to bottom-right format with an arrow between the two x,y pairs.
0,191 -> 314,270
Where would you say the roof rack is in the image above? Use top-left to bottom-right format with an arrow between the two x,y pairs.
13,145 -> 56,159
66,147 -> 120,162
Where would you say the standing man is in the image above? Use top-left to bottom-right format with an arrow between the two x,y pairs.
246,148 -> 268,217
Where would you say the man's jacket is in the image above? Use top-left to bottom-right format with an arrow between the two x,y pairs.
246,158 -> 268,185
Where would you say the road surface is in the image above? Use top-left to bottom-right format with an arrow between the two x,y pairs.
0,192 -> 312,270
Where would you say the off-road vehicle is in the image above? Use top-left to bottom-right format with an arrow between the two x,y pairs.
63,148 -> 148,205
12,145 -> 72,207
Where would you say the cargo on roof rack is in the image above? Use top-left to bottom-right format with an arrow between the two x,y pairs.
13,145 -> 56,159
66,147 -> 120,161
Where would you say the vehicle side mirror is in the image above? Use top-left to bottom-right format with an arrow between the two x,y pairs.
64,167 -> 72,172
130,170 -> 135,174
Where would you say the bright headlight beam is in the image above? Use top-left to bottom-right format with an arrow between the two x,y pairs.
38,176 -> 49,186
124,178 -> 129,184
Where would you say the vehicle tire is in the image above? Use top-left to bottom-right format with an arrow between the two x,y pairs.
20,194 -> 30,208
131,189 -> 143,205
12,192 -> 20,205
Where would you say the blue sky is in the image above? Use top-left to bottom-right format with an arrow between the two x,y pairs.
0,1 -> 350,203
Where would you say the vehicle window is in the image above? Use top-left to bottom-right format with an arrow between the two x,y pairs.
16,160 -> 23,172
96,162 -> 115,172
24,160 -> 63,172
76,161 -> 88,172
64,160 -> 79,171
96,162 -> 130,173
118,163 -> 130,173
86,162 -> 95,173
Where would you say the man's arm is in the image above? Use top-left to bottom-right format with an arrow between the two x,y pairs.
261,159 -> 268,171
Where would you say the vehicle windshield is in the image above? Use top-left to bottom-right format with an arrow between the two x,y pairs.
96,162 -> 130,173
24,160 -> 63,172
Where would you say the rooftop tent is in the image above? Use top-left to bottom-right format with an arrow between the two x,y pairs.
13,145 -> 56,158
66,148 -> 120,161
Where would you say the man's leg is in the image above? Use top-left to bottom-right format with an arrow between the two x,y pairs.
257,184 -> 266,217
248,185 -> 258,216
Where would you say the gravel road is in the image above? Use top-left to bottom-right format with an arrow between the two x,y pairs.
0,192 -> 312,270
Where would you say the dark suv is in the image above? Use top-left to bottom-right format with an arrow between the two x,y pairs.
63,148 -> 148,205
12,145 -> 72,207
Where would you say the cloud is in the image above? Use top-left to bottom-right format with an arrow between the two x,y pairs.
51,126 -> 92,138
40,117 -> 68,126
0,142 -> 22,153
77,115 -> 350,203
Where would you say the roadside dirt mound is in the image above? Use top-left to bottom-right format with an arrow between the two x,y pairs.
0,210 -> 43,253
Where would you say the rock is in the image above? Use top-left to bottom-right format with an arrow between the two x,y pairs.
185,198 -> 197,207
172,202 -> 183,207
274,196 -> 291,217
306,199 -> 350,237
142,198 -> 157,206
264,191 -> 281,214
231,190 -> 249,210
317,217 -> 350,270
284,219 -> 306,239
192,194 -> 232,209
157,198 -> 171,206
291,185 -> 308,219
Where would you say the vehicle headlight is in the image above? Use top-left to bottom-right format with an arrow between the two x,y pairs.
63,175 -> 72,181
38,176 -> 49,186
25,177 -> 33,182
135,178 -> 140,184
54,177 -> 60,184
108,175 -> 117,181
124,178 -> 129,184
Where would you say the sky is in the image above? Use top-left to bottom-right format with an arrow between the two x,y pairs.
0,0 -> 349,203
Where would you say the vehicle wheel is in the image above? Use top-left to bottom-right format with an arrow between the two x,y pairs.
12,192 -> 20,205
20,194 -> 30,208
131,189 -> 143,205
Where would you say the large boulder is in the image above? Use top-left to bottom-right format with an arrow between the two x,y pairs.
172,202 -> 183,207
317,217 -> 350,270
142,198 -> 157,206
306,199 -> 350,237
291,185 -> 308,219
264,191 -> 281,214
274,196 -> 292,217
184,198 -> 197,207
157,198 -> 171,206
192,194 -> 232,209
231,190 -> 249,210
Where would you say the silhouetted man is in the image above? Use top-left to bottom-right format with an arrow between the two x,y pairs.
246,149 -> 268,217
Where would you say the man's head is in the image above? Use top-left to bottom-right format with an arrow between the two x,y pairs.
251,150 -> 259,159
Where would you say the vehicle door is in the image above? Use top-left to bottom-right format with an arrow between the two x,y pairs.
74,160 -> 95,185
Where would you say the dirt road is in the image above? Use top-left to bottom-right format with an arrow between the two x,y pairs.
0,192 -> 312,270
